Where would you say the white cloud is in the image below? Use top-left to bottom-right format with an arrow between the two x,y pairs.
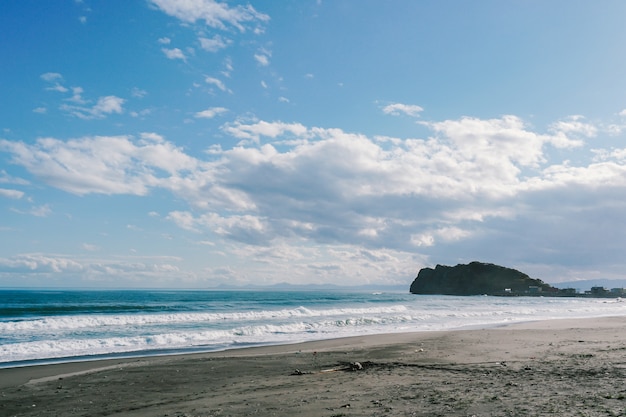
0,254 -> 84,273
411,226 -> 472,247
162,47 -> 186,61
0,188 -> 24,199
0,134 -> 197,195
222,57 -> 234,77
410,233 -> 435,247
0,170 -> 29,186
61,95 -> 125,119
131,87 -> 148,98
82,243 -> 99,251
32,205 -> 50,217
199,35 -> 230,52
13,204 -> 52,217
205,76 -> 230,92
150,0 -> 270,32
38,73 -> 125,120
40,72 -> 62,82
422,115 -> 583,171
93,96 -> 124,115
4,114 -> 626,284
222,120 -> 307,143
41,72 -> 68,93
382,103 -> 424,117
131,108 -> 152,118
223,120 -> 308,141
166,211 -> 197,231
195,107 -> 228,118
254,49 -> 271,66
33,107 -> 47,114
0,254 -> 189,282
67,86 -> 86,104
158,37 -> 171,44
549,115 -> 597,139
169,211 -> 269,244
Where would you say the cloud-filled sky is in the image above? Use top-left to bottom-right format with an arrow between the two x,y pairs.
2,0 -> 626,288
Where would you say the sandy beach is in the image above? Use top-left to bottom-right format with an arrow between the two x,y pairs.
2,316 -> 626,417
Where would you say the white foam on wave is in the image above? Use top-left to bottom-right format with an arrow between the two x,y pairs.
0,304 -> 410,333
2,296 -> 625,364
0,312 -> 418,363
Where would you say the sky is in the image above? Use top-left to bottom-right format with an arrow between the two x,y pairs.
2,0 -> 626,289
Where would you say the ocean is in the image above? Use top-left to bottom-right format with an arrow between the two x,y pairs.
1,289 -> 625,368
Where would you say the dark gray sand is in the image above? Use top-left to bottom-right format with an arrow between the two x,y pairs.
2,317 -> 626,416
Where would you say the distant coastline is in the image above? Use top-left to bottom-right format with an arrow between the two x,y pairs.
410,261 -> 626,298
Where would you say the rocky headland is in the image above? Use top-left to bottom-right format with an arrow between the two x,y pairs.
410,261 -> 557,296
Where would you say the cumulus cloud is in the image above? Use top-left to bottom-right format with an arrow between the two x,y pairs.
382,103 -> 424,117
67,86 -> 86,104
254,53 -> 269,66
254,48 -> 271,66
0,170 -> 29,186
422,115 -> 583,171
162,47 -> 187,61
411,227 -> 472,248
131,87 -> 148,98
3,114 -> 626,282
195,106 -> 228,118
60,95 -> 125,119
0,254 -> 84,273
0,188 -> 24,199
222,120 -> 307,143
38,73 -> 125,120
10,204 -> 52,217
549,115 -> 597,139
40,72 -> 63,82
150,0 -> 270,32
0,134 -> 197,195
169,211 -> 269,245
82,243 -> 99,251
41,72 -> 68,93
199,35 -> 230,52
0,253 -> 188,283
205,76 -> 230,93
93,96 -> 124,114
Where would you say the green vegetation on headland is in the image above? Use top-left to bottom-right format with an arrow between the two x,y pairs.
410,262 -> 626,297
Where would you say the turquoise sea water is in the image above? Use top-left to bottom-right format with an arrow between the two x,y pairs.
1,289 -> 625,368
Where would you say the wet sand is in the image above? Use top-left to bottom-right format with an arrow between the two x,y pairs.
2,316 -> 626,416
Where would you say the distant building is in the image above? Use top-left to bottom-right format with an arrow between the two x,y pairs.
528,286 -> 542,294
590,286 -> 610,296
610,288 -> 626,296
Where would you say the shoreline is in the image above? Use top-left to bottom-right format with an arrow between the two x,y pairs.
2,312 -> 619,371
1,316 -> 623,386
2,316 -> 626,416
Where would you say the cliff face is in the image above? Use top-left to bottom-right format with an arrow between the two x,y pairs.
410,261 -> 556,296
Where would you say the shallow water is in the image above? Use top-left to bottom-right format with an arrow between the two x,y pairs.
1,289 -> 625,367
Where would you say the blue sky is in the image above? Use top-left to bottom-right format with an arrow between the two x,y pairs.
2,0 -> 626,288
